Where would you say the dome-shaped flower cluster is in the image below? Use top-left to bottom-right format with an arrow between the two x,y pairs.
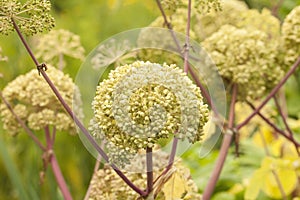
281,6 -> 300,67
194,0 -> 248,41
202,25 -> 284,100
35,29 -> 85,69
0,66 -> 83,135
0,0 -> 55,36
91,61 -> 209,159
88,150 -> 201,200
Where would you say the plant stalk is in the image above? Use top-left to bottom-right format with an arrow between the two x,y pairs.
0,91 -> 46,151
237,56 -> 300,130
202,84 -> 238,200
11,18 -> 145,196
146,147 -> 153,194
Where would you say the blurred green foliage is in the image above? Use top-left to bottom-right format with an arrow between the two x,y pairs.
0,0 -> 300,200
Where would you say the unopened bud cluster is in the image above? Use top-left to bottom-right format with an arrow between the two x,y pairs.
202,25 -> 283,100
0,0 -> 55,36
0,66 -> 83,135
35,29 -> 85,69
91,61 -> 209,164
282,6 -> 300,67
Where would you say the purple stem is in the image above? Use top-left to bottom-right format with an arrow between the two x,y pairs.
274,97 -> 300,155
202,84 -> 238,200
247,102 -> 300,147
183,0 -> 192,73
11,18 -> 145,196
155,0 -> 181,51
237,56 -> 300,130
45,126 -> 73,200
146,147 -> 153,194
50,153 -> 73,200
155,0 -> 218,118
0,91 -> 46,151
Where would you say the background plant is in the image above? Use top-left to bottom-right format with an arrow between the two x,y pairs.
0,0 -> 300,200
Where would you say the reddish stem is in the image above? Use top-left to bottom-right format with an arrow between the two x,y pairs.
50,153 -> 73,200
202,84 -> 238,200
273,97 -> 300,155
237,56 -> 300,130
146,147 -> 153,194
0,91 -> 46,151
183,0 -> 192,73
247,102 -> 300,147
44,126 -> 73,200
11,18 -> 145,196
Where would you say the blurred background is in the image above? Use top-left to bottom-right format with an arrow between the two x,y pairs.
0,0 -> 300,199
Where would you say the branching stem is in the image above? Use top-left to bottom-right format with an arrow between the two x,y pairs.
237,56 -> 300,130
11,17 -> 145,197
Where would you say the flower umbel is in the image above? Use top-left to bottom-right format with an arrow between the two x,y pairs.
202,25 -> 283,101
281,5 -> 300,67
0,0 -> 55,35
35,29 -> 85,70
91,61 -> 209,164
0,66 -> 83,135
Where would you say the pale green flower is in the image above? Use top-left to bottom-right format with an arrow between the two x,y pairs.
194,0 -> 222,14
202,25 -> 283,101
281,5 -> 300,67
0,0 -> 55,36
194,0 -> 248,41
235,8 -> 280,39
91,61 -> 209,163
88,150 -> 201,200
35,29 -> 85,69
0,66 -> 83,135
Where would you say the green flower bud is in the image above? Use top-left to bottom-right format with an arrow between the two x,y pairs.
34,29 -> 85,69
0,66 -> 83,135
0,0 -> 55,36
202,25 -> 284,101
281,6 -> 300,67
91,61 -> 209,165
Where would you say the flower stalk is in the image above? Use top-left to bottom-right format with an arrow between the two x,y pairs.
237,56 -> 300,130
202,84 -> 238,200
11,15 -> 146,197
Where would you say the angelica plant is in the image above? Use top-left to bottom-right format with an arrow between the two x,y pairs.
1,0 -> 300,200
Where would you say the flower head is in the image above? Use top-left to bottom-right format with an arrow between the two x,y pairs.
91,61 -> 209,162
281,6 -> 300,67
35,29 -> 85,69
202,25 -> 283,100
0,66 -> 83,135
0,0 -> 55,36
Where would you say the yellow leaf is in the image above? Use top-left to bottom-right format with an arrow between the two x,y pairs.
162,169 -> 188,200
244,169 -> 265,200
263,164 -> 298,198
253,125 -> 275,147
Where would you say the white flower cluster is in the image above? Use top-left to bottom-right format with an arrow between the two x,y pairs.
90,61 -> 209,165
35,29 -> 85,69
